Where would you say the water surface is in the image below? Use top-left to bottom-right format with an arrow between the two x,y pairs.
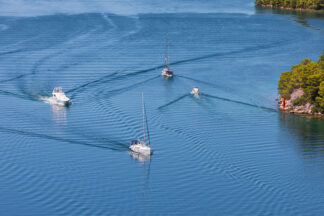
1,1 -> 324,215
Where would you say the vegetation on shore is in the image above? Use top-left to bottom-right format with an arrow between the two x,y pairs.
278,50 -> 324,113
255,0 -> 324,10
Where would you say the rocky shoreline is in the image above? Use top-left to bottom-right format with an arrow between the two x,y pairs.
278,88 -> 323,116
257,4 -> 323,12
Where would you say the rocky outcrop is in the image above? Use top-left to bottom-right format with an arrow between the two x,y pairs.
279,88 -> 317,115
257,4 -> 321,11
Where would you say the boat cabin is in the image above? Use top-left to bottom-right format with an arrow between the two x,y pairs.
131,140 -> 138,145
53,87 -> 63,94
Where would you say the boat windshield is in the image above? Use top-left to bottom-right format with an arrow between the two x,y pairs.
53,87 -> 63,93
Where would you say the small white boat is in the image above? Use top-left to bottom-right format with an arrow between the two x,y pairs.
52,87 -> 71,106
130,140 -> 152,156
161,34 -> 173,78
190,87 -> 199,95
161,67 -> 174,77
130,93 -> 152,156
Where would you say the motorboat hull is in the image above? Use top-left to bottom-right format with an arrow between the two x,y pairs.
52,87 -> 71,106
190,87 -> 199,95
51,97 -> 71,106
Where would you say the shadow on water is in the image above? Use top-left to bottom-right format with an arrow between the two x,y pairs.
0,36 -> 290,120
177,74 -> 234,92
158,91 -> 277,112
105,75 -> 161,97
64,40 -> 288,97
67,68 -> 160,98
255,7 -> 324,32
130,153 -> 152,211
66,71 -> 121,95
279,113 -> 324,156
0,89 -> 45,103
0,89 -> 31,100
0,48 -> 26,57
287,17 -> 323,32
255,6 -> 324,18
158,94 -> 189,110
203,93 -> 277,112
0,126 -> 127,152
0,39 -> 289,102
75,75 -> 161,101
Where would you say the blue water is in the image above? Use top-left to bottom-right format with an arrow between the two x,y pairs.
1,1 -> 324,215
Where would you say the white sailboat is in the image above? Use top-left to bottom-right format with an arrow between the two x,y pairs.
130,93 -> 152,155
161,34 -> 174,78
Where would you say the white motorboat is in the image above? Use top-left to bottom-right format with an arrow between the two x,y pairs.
52,87 -> 71,106
161,34 -> 174,78
190,87 -> 200,95
130,93 -> 152,156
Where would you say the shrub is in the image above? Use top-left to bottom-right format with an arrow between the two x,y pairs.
278,49 -> 324,113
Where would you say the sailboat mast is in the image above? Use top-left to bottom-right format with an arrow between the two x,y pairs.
165,33 -> 168,67
144,100 -> 151,146
142,92 -> 146,143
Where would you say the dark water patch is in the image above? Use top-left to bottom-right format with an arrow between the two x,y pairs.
103,75 -> 161,98
66,67 -> 160,97
0,89 -> 39,101
0,126 -> 126,152
255,6 -> 324,19
69,74 -> 160,103
169,40 -> 288,67
67,40 -> 288,98
0,50 -> 61,84
177,74 -> 234,92
286,17 -> 323,32
67,71 -> 121,95
158,94 -> 189,110
203,93 -> 277,112
0,48 -> 26,57
0,13 -> 130,86
279,113 -> 324,157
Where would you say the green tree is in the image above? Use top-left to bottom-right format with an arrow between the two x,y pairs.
254,0 -> 324,9
315,81 -> 324,112
278,49 -> 324,113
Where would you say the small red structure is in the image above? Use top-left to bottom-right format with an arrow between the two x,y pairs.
282,98 -> 286,109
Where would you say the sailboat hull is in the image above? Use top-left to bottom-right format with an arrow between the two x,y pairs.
161,68 -> 173,77
130,144 -> 152,155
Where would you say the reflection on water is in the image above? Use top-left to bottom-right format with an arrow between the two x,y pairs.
280,113 -> 324,156
129,151 -> 151,163
132,154 -> 152,213
255,6 -> 324,19
51,104 -> 68,125
255,6 -> 324,32
191,93 -> 200,99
